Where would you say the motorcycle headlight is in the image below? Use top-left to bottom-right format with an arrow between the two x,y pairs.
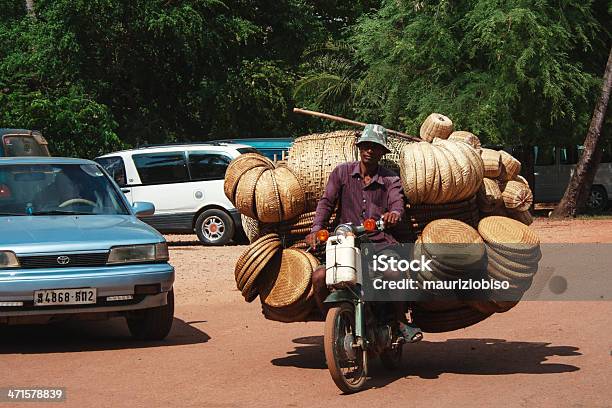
107,243 -> 169,265
334,224 -> 354,239
0,251 -> 19,268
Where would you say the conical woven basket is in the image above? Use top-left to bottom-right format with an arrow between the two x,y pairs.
480,149 -> 502,179
260,248 -> 313,308
420,113 -> 454,142
478,216 -> 540,254
235,166 -> 267,218
499,150 -> 521,181
477,178 -> 503,212
287,131 -> 358,212
235,234 -> 280,285
502,180 -> 533,212
448,131 -> 481,149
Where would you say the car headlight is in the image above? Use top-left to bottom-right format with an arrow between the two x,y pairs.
107,243 -> 169,265
0,251 -> 19,268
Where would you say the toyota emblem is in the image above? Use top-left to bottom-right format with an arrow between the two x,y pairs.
57,255 -> 71,265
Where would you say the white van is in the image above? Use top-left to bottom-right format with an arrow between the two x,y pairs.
96,142 -> 258,245
526,144 -> 612,210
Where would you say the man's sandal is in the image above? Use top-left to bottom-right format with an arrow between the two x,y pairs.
399,322 -> 423,343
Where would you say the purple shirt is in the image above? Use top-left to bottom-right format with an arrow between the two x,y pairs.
311,161 -> 405,247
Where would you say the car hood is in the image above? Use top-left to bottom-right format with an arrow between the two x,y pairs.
0,215 -> 164,255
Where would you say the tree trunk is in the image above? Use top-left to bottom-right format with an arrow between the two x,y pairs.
551,46 -> 612,218
25,0 -> 35,17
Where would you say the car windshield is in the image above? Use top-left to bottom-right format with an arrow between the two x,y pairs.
2,135 -> 50,157
0,163 -> 129,216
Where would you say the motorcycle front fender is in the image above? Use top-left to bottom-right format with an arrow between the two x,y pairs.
324,288 -> 366,340
324,289 -> 358,305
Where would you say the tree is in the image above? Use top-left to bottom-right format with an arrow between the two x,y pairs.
551,47 -> 612,217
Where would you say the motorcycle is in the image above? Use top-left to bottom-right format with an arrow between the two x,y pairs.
313,218 -> 406,393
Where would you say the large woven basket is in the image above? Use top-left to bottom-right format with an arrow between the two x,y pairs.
224,153 -> 275,203
478,216 -> 540,254
255,169 -> 282,223
502,180 -> 533,212
287,131 -> 358,212
274,166 -> 306,220
380,134 -> 417,174
448,131 -> 481,149
435,140 -> 476,202
499,150 -> 521,181
420,113 -> 454,142
420,219 -> 485,268
477,178 -> 503,212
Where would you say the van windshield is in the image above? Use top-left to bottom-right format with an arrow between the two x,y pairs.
2,135 -> 50,157
0,164 -> 129,216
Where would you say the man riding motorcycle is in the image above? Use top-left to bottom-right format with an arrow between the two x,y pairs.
305,124 -> 423,342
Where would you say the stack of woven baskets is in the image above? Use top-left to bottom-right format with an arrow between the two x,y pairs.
478,148 -> 534,225
226,112 -> 540,332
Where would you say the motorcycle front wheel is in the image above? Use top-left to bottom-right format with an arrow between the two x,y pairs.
324,302 -> 368,394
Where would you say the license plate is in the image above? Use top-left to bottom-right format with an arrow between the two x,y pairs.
34,288 -> 97,306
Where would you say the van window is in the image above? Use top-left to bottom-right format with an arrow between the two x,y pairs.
133,153 -> 188,185
560,146 -> 579,165
188,152 -> 231,181
95,156 -> 127,186
535,146 -> 556,166
2,135 -> 51,157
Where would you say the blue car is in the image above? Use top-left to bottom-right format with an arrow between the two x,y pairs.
0,157 -> 175,340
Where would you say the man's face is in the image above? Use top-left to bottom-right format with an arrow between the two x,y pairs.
358,142 -> 386,165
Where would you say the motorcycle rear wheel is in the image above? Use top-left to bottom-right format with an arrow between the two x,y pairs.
324,302 -> 368,394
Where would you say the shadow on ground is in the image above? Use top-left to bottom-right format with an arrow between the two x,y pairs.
272,336 -> 581,384
0,317 -> 210,354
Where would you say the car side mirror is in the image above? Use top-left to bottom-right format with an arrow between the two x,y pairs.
132,202 -> 155,217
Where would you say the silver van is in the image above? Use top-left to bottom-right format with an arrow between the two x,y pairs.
531,144 -> 612,210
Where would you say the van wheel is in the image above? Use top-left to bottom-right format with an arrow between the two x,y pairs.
586,186 -> 608,212
195,209 -> 234,245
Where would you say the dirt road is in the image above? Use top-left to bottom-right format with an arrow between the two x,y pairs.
2,219 -> 611,407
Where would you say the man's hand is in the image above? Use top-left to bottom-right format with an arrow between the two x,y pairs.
305,232 -> 317,249
381,211 -> 400,228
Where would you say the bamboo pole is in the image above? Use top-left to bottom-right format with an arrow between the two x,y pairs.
293,108 -> 421,142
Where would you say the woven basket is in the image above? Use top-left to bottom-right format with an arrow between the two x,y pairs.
241,242 -> 283,302
513,175 -> 529,186
399,142 -> 420,203
254,169 -> 282,223
502,180 -> 533,212
506,208 -> 533,226
448,131 -> 481,149
224,153 -> 275,203
486,247 -> 538,280
478,216 -> 540,254
499,150 -> 521,181
431,145 -> 453,203
412,305 -> 492,333
480,149 -> 502,179
275,166 -> 306,220
235,166 -> 267,218
380,135 -> 417,174
420,113 -> 454,142
287,131 -> 358,212
260,248 -> 313,308
436,140 -> 474,202
235,234 -> 281,285
455,141 -> 484,194
241,214 -> 262,243
421,219 -> 485,268
477,178 -> 503,212
420,142 -> 438,203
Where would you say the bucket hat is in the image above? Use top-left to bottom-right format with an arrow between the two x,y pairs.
357,124 -> 391,153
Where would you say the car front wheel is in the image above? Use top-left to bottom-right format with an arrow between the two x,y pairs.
195,209 -> 234,246
126,290 -> 174,340
586,185 -> 608,212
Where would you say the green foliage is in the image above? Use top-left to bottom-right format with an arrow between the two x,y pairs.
297,0 -> 610,146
